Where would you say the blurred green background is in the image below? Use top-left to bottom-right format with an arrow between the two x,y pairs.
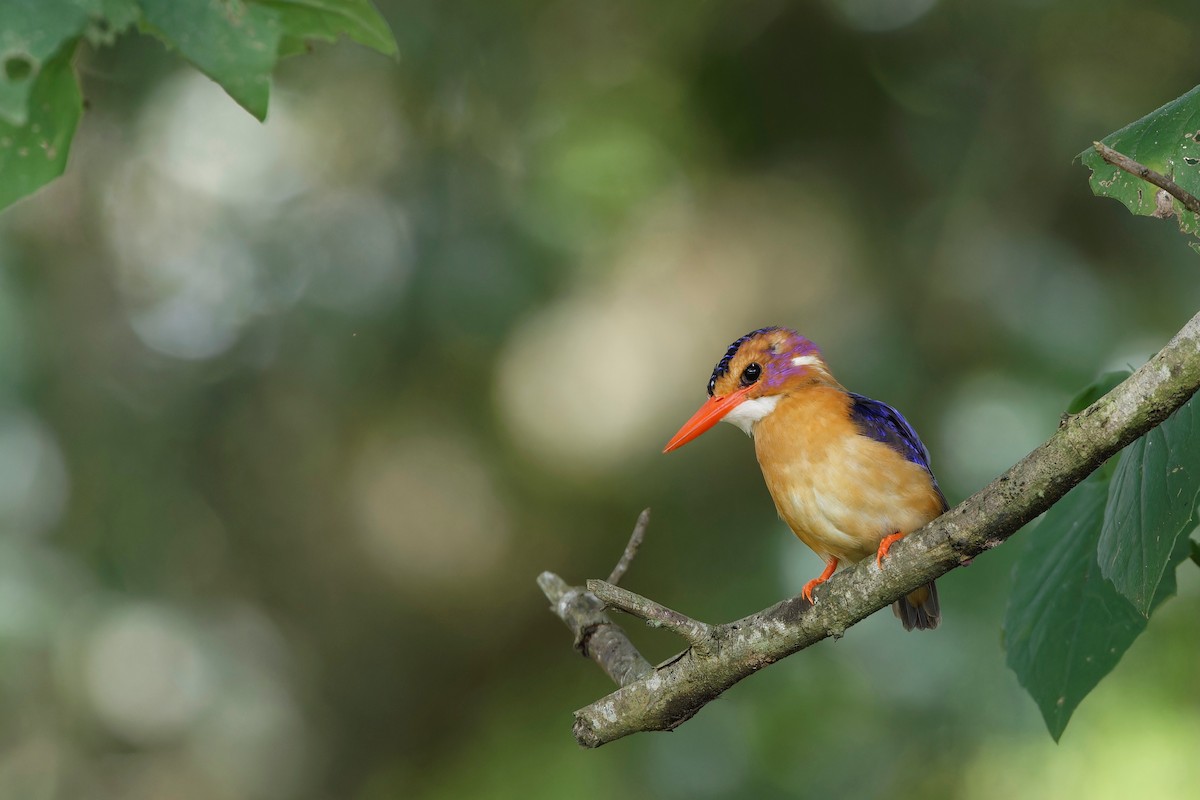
2,1 -> 1199,798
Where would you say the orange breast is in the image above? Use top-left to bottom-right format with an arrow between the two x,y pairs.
752,387 -> 943,564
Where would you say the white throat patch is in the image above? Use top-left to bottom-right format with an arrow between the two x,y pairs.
722,395 -> 781,437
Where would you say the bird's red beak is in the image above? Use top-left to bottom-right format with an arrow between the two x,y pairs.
663,384 -> 756,453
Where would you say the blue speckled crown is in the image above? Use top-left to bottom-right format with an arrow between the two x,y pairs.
707,326 -> 780,396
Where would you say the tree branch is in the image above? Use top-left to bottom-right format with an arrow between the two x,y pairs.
536,510 -> 660,685
537,571 -> 653,686
541,309 -> 1200,749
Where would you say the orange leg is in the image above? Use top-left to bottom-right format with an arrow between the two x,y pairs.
876,531 -> 905,567
801,558 -> 838,603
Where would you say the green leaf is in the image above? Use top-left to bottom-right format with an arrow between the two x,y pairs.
1097,395 -> 1200,614
1079,85 -> 1200,239
1003,473 -> 1177,741
1066,369 -> 1131,414
139,0 -> 284,121
0,42 -> 82,211
0,0 -> 393,211
137,1 -> 395,119
261,0 -> 398,59
0,0 -> 96,125
86,0 -> 142,46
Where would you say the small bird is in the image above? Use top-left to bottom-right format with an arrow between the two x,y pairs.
664,327 -> 945,630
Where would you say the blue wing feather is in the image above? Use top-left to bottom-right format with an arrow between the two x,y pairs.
847,392 -> 948,511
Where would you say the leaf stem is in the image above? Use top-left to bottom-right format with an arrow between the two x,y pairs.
1092,141 -> 1200,215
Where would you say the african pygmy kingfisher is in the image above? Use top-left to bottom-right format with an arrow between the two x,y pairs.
664,327 -> 945,630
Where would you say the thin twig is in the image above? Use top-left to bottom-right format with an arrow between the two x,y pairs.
608,508 -> 650,585
1093,141 -> 1200,215
587,579 -> 715,655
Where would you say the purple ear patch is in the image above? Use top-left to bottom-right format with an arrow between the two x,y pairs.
761,334 -> 821,391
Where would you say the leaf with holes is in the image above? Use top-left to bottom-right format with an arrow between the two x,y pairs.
1098,394 -> 1200,615
1079,85 -> 1200,240
1003,473 -> 1178,741
0,43 -> 82,210
0,0 -> 95,126
0,0 -> 140,209
87,0 -> 141,46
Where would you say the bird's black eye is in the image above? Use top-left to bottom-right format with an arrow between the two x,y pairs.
741,363 -> 762,385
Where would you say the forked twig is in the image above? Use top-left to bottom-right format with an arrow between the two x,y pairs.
587,579 -> 714,655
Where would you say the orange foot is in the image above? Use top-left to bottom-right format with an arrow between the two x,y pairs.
876,531 -> 905,568
801,558 -> 838,603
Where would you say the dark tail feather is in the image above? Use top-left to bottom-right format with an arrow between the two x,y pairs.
892,581 -> 940,631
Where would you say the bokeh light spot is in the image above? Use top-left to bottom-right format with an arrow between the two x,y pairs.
0,408 -> 69,536
141,72 -> 308,205
939,373 -> 1058,491
351,433 -> 510,587
84,605 -> 214,745
276,190 -> 413,314
828,0 -> 938,32
123,239 -> 258,360
497,180 -> 859,474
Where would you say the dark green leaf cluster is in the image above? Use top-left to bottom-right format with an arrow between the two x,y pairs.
1008,87 -> 1200,742
0,0 -> 397,210
1004,370 -> 1200,740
